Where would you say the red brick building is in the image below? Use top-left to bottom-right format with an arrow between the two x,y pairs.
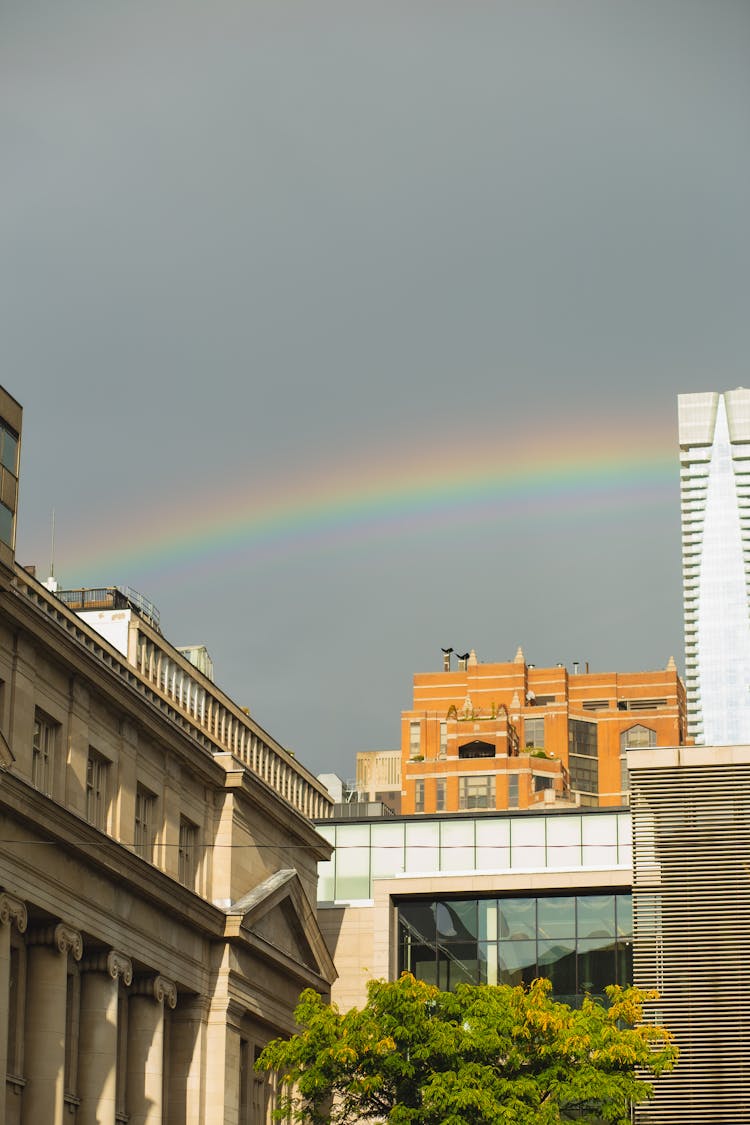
401,648 -> 686,814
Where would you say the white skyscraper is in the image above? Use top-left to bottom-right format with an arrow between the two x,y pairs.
679,389 -> 750,744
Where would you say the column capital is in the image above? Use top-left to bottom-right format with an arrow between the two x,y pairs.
0,892 -> 27,933
132,973 -> 177,1009
28,922 -> 83,960
81,949 -> 133,985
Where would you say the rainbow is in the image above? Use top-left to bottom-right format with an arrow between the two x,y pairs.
41,418 -> 679,586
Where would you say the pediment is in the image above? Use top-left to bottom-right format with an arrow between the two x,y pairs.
226,869 -> 336,985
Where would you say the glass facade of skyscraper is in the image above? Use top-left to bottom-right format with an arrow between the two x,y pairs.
679,389 -> 750,744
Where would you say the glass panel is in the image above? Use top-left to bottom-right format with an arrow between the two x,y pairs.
537,897 -> 575,939
475,818 -> 511,870
401,942 -> 437,983
437,943 -> 479,989
405,821 -> 439,874
399,901 -> 437,944
334,823 -> 371,899
371,821 -> 405,879
440,819 -> 475,872
581,813 -> 619,866
577,894 -> 615,939
498,939 -> 537,987
545,816 -> 582,868
0,502 -> 13,547
577,938 -> 617,999
510,817 -> 545,867
615,939 -> 634,986
499,898 -> 536,940
615,893 -> 633,938
317,858 -> 335,901
538,938 -> 577,1001
436,899 -> 478,941
1,429 -> 17,473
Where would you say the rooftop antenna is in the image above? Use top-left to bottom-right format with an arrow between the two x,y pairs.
43,510 -> 58,593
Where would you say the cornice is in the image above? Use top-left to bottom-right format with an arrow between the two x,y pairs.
0,772 -> 225,938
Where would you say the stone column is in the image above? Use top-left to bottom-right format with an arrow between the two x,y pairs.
78,951 -> 132,1125
126,975 -> 176,1125
0,894 -> 27,1125
23,924 -> 83,1125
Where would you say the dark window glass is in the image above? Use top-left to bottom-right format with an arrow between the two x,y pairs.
458,740 -> 496,759
538,939 -> 577,1000
397,893 -> 633,1000
0,502 -> 13,547
399,901 -> 437,944
402,943 -> 438,985
616,940 -> 633,986
437,944 -> 479,990
0,427 -> 18,474
577,938 -> 617,999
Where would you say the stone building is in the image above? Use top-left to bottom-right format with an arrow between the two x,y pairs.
0,386 -> 336,1125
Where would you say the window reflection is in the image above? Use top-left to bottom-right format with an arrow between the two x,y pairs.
398,892 -> 633,1003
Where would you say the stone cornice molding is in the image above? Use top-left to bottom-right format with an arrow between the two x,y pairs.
0,893 -> 27,933
132,974 -> 177,1009
81,950 -> 133,985
28,923 -> 83,960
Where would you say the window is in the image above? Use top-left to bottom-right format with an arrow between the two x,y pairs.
134,784 -> 157,861
414,780 -> 425,814
458,775 -> 495,810
0,421 -> 18,549
620,725 -> 657,750
398,892 -> 633,1001
439,722 -> 447,760
409,722 -> 421,758
178,817 -> 198,888
32,711 -> 56,794
582,700 -> 609,712
568,720 -> 598,796
524,717 -> 545,750
86,750 -> 111,830
458,740 -> 495,760
508,775 -> 519,808
435,778 -> 446,812
534,775 -> 553,791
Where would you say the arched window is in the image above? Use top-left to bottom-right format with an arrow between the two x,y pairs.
458,740 -> 496,760
620,725 -> 657,750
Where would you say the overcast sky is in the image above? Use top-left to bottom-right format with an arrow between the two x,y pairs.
4,1 -> 750,778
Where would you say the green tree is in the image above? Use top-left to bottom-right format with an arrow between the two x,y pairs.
257,974 -> 677,1125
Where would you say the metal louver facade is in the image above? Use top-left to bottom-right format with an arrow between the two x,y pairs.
629,746 -> 750,1123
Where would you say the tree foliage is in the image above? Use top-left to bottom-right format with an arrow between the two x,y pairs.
257,974 -> 677,1124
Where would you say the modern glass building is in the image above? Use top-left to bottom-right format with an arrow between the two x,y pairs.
679,389 -> 750,744
398,891 -> 632,1004
317,810 -> 633,1011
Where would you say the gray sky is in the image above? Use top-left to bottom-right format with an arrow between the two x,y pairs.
4,1 -> 750,778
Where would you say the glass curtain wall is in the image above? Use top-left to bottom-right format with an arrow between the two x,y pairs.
398,892 -> 632,1005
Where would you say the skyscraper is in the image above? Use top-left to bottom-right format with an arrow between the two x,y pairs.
679,389 -> 750,744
